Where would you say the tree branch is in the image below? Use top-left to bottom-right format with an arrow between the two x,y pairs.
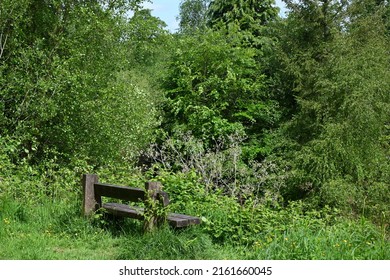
0,32 -> 8,60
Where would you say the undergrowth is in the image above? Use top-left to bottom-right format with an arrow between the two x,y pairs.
0,163 -> 388,260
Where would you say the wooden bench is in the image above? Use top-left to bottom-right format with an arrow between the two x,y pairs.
82,174 -> 200,231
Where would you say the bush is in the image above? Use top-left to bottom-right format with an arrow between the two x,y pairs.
317,179 -> 389,227
144,132 -> 287,200
143,169 -> 339,246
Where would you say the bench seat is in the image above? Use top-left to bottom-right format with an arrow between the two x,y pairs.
103,202 -> 201,228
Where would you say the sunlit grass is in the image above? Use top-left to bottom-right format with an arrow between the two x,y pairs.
248,220 -> 389,260
0,195 -> 388,260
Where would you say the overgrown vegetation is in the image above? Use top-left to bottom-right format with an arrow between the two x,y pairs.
0,0 -> 389,260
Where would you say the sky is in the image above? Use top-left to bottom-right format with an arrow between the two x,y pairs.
143,0 -> 288,33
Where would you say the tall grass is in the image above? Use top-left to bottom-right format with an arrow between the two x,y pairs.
0,195 -> 119,260
1,192 -> 388,260
249,219 -> 389,260
0,163 -> 388,260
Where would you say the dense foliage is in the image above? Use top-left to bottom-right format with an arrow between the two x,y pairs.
0,0 -> 160,166
0,0 -> 389,260
269,0 -> 390,217
160,27 -> 280,161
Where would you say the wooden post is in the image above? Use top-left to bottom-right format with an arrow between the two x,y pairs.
82,174 -> 99,216
143,181 -> 166,233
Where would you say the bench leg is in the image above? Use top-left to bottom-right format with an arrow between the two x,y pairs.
82,174 -> 99,216
143,182 -> 165,233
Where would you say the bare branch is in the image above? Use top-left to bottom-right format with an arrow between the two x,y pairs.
0,32 -> 8,60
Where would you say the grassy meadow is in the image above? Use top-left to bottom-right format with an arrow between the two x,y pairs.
0,168 -> 388,260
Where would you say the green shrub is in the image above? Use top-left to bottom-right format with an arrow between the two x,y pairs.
316,178 -> 389,228
319,179 -> 363,213
362,182 -> 390,226
144,132 -> 287,201
143,170 -> 340,246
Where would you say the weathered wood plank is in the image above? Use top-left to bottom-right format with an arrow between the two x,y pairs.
82,174 -> 99,216
167,213 -> 201,228
103,203 -> 144,220
143,181 -> 165,232
94,183 -> 145,203
102,202 -> 201,228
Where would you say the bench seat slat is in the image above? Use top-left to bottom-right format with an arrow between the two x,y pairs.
102,203 -> 201,228
167,213 -> 201,227
103,203 -> 144,220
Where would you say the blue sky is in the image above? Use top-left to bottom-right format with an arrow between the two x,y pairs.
143,0 -> 288,32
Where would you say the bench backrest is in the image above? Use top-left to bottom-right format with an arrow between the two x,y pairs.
94,183 -> 145,203
82,174 -> 169,216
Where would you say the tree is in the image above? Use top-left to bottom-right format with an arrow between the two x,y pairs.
178,0 -> 211,33
208,0 -> 278,35
161,27 -> 280,160
270,0 -> 390,202
273,0 -> 347,143
0,0 -> 160,166
125,8 -> 169,66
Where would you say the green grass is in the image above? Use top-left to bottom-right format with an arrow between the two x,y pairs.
0,194 -> 388,260
248,220 -> 389,259
0,196 -> 119,259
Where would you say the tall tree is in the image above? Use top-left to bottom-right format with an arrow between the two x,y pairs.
271,0 -> 390,200
0,0 -> 159,165
208,0 -> 278,33
205,0 -> 280,50
161,27 -> 280,160
178,0 -> 211,33
125,8 -> 168,66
